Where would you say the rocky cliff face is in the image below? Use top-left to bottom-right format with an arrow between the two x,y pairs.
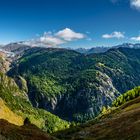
0,52 -> 11,73
53,70 -> 119,122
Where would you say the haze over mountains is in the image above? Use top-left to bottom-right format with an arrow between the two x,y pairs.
1,42 -> 140,57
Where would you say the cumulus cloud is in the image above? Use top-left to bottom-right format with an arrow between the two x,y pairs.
130,0 -> 140,10
131,35 -> 140,41
102,31 -> 125,39
39,33 -> 65,47
24,32 -> 65,47
24,28 -> 86,47
55,28 -> 85,41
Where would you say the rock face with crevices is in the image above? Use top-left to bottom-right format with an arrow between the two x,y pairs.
0,51 -> 11,73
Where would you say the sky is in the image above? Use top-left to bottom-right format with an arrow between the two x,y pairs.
1,0 -> 140,48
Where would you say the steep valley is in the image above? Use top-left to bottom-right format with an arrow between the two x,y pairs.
8,46 -> 140,122
0,52 -> 70,134
0,45 -> 140,139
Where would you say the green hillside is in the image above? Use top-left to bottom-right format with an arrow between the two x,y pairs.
112,86 -> 140,107
0,72 -> 70,133
9,47 -> 140,122
0,52 -> 70,133
1,47 -> 140,139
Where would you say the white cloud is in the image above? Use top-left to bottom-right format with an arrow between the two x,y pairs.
130,0 -> 140,10
55,28 -> 85,41
102,31 -> 125,39
24,32 -> 65,47
39,34 -> 65,47
23,28 -> 86,47
131,35 -> 140,41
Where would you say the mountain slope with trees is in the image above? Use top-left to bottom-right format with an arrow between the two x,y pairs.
8,47 -> 140,122
0,53 -> 70,133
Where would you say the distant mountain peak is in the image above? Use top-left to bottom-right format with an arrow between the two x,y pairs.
113,43 -> 140,49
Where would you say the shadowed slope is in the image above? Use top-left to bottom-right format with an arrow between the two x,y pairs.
0,119 -> 54,140
54,96 -> 140,140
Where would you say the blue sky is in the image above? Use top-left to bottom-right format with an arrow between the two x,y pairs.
0,0 -> 140,48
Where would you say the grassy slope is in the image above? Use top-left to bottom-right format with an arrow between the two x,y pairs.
0,98 -> 23,126
54,92 -> 140,140
112,86 -> 140,107
0,71 -> 69,133
0,119 -> 54,140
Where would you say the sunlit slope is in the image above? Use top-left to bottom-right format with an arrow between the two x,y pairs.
0,50 -> 70,133
0,98 -> 23,126
0,72 -> 69,133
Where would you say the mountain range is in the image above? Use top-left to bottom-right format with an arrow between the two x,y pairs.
2,42 -> 140,57
0,43 -> 140,139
